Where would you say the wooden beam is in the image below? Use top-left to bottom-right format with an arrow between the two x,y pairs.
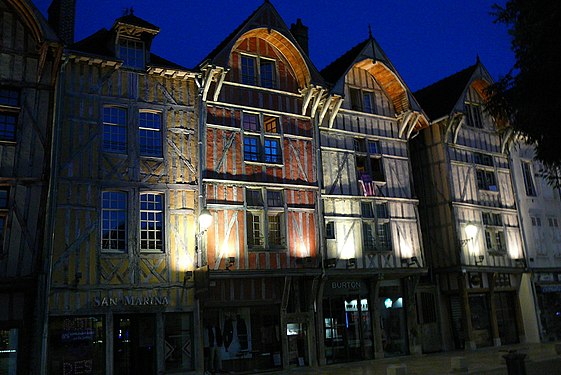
301,86 -> 315,115
328,96 -> 343,128
398,111 -> 414,138
318,95 -> 332,126
310,88 -> 325,118
213,68 -> 228,102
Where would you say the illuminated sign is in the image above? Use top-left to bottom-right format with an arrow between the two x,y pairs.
93,295 -> 169,307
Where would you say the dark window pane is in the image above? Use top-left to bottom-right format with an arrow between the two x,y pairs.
241,56 -> 256,85
139,112 -> 162,157
260,60 -> 276,88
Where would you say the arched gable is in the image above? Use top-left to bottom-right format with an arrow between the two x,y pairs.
354,58 -> 409,114
6,0 -> 51,43
231,28 -> 311,89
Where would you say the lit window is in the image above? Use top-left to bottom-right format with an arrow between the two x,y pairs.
485,229 -> 506,253
264,139 -> 280,163
101,191 -> 127,252
241,56 -> 256,85
139,111 -> 162,157
476,169 -> 497,191
244,136 -> 260,161
243,113 -> 260,132
118,38 -> 145,69
521,161 -> 537,196
263,115 -> 279,133
246,212 -> 262,247
103,107 -> 127,153
361,201 -> 391,252
246,188 -> 285,250
0,88 -> 19,142
260,59 -> 276,88
140,193 -> 163,252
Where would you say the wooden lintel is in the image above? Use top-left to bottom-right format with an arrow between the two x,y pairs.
328,97 -> 343,128
301,87 -> 315,115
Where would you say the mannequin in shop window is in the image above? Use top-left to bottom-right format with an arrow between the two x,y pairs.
204,321 -> 223,374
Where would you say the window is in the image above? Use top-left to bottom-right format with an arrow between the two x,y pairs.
476,169 -> 497,191
0,88 -> 19,142
243,113 -> 260,132
139,111 -> 162,157
349,88 -> 376,113
465,102 -> 483,128
264,139 -> 281,163
118,38 -> 145,69
260,59 -> 276,89
521,161 -> 537,196
482,212 -> 502,226
531,216 -> 542,226
267,190 -> 283,207
241,55 -> 257,85
473,152 -> 493,167
247,189 -> 263,206
325,221 -> 335,239
263,115 -> 279,133
356,138 -> 385,195
244,136 -> 260,161
485,229 -> 506,254
361,201 -> 391,252
103,107 -> 127,153
0,187 -> 8,208
140,193 -> 163,252
354,138 -> 367,152
368,140 -> 381,155
548,217 -> 559,228
101,191 -> 127,252
246,188 -> 285,250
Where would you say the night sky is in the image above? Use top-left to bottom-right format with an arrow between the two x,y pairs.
33,0 -> 514,92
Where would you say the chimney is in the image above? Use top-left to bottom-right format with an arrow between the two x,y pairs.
290,18 -> 309,56
48,0 -> 76,45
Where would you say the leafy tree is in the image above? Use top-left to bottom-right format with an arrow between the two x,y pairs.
487,1 -> 561,185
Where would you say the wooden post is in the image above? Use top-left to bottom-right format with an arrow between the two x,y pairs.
458,274 -> 476,350
369,276 -> 384,359
316,276 -> 326,366
405,276 -> 422,355
488,272 -> 501,347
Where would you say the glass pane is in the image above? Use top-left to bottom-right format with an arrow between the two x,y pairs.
103,107 -> 127,153
244,137 -> 259,161
101,191 -> 127,252
114,315 -> 156,375
165,314 -> 194,371
241,56 -> 256,85
139,112 -> 162,157
243,114 -> 260,132
140,193 -> 163,252
260,60 -> 276,88
0,113 -> 17,141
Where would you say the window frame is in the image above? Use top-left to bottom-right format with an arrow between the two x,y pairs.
118,37 -> 145,70
245,188 -> 286,251
139,110 -> 163,157
521,160 -> 537,196
102,106 -> 127,153
349,87 -> 376,114
361,201 -> 391,252
0,88 -> 20,143
242,112 -> 283,165
0,186 -> 8,256
355,138 -> 385,189
239,54 -> 278,89
101,191 -> 128,253
476,168 -> 498,192
139,192 -> 164,253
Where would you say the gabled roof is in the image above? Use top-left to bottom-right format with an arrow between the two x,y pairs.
197,1 -> 324,86
113,13 -> 159,32
414,63 -> 478,120
68,16 -> 188,72
7,0 -> 60,43
320,35 -> 425,115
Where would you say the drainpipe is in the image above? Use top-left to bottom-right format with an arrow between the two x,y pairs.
38,54 -> 68,375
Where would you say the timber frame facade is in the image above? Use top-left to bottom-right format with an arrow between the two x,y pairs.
0,0 -> 61,374
45,12 -> 201,374
317,36 -> 431,362
197,2 -> 328,371
411,61 -> 527,351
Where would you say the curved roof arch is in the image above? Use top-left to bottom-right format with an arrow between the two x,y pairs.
6,0 -> 59,43
231,28 -> 311,88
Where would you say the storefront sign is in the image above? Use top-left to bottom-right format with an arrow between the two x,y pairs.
538,273 -> 554,282
93,295 -> 169,307
325,280 -> 366,296
541,285 -> 561,293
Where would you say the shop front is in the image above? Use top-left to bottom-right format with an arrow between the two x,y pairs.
321,278 -> 408,364
534,272 -> 561,342
47,291 -> 196,375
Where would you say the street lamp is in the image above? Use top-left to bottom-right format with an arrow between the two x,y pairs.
460,223 -> 478,246
199,208 -> 212,233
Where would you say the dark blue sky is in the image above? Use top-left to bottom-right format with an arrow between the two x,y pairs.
34,0 -> 514,92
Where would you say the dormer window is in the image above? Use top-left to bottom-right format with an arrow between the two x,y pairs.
118,38 -> 145,69
240,55 -> 277,89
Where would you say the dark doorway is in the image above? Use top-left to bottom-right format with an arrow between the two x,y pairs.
114,314 -> 156,375
495,292 -> 519,345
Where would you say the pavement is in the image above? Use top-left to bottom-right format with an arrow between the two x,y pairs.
264,342 -> 561,375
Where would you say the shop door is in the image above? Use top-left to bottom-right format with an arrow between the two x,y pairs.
416,291 -> 442,353
114,314 -> 156,375
323,296 -> 371,363
495,292 -> 519,345
469,294 -> 492,347
286,323 -> 308,367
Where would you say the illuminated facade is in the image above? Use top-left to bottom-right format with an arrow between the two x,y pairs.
411,61 -> 527,350
45,12 -> 201,374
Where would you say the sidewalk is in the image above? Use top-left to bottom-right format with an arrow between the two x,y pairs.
265,342 -> 561,375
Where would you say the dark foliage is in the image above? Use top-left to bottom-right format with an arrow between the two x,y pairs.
486,1 -> 561,186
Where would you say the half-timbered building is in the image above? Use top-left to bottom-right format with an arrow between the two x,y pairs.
197,2 -> 328,371
509,140 -> 561,343
0,0 -> 61,373
411,60 -> 527,351
45,11 -> 200,374
318,35 -> 430,363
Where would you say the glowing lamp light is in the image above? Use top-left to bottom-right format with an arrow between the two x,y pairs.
384,298 -> 393,309
198,208 -> 213,232
464,224 -> 478,238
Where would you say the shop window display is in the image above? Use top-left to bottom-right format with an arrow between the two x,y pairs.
48,316 -> 105,375
0,328 -> 18,374
379,284 -> 407,357
165,313 -> 194,371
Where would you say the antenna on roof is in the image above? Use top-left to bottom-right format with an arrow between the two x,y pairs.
476,54 -> 480,64
368,24 -> 373,39
130,7 -> 134,15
